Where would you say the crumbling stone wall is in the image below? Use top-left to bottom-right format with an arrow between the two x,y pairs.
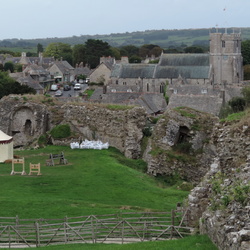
59,104 -> 146,158
143,107 -> 217,184
187,121 -> 250,250
0,95 -> 49,147
0,96 -> 146,158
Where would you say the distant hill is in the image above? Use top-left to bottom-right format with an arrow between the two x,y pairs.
1,27 -> 250,49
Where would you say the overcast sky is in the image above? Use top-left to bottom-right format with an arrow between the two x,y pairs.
1,0 -> 249,40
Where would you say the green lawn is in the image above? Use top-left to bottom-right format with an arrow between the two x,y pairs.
22,235 -> 217,250
0,146 -> 188,218
0,145 -> 217,249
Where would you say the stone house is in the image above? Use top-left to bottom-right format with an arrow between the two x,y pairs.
89,56 -> 116,85
9,72 -> 44,94
74,63 -> 91,80
48,60 -> 74,83
2,52 -> 55,68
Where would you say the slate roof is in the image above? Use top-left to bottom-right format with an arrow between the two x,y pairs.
89,87 -> 167,114
110,53 -> 211,80
159,54 -> 210,66
23,64 -> 49,75
154,65 -> 211,79
133,93 -> 167,114
50,61 -> 74,74
169,85 -> 221,96
74,66 -> 91,76
111,64 -> 156,79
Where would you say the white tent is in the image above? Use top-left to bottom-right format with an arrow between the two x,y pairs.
0,130 -> 13,162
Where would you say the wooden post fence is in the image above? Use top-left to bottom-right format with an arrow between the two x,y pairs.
0,209 -> 193,248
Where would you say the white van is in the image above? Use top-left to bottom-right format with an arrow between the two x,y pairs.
51,84 -> 58,91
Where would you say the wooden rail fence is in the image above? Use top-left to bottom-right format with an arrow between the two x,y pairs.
0,209 -> 193,248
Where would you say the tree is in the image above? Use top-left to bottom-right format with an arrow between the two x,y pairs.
139,44 -> 163,58
228,97 -> 246,112
242,86 -> 250,106
72,44 -> 86,66
242,40 -> 250,65
84,39 -> 113,68
244,65 -> 250,80
129,55 -> 141,63
37,43 -> 44,55
44,43 -> 73,65
3,61 -> 14,73
184,46 -> 204,53
0,72 -> 36,99
119,45 -> 139,58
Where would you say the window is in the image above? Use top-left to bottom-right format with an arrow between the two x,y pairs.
222,40 -> 225,48
160,83 -> 165,93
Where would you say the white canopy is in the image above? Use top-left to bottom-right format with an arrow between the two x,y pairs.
0,130 -> 13,162
0,130 -> 12,143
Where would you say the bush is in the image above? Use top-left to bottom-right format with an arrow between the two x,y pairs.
228,97 -> 246,112
38,135 -> 47,146
142,127 -> 152,137
50,124 -> 71,139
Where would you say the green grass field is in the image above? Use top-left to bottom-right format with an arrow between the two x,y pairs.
0,145 -> 217,249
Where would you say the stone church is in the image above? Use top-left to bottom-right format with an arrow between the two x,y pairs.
110,30 -> 243,90
99,30 -> 243,116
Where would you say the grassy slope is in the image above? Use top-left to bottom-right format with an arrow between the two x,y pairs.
0,146 -> 188,218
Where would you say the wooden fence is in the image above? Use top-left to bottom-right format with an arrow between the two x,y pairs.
0,209 -> 193,248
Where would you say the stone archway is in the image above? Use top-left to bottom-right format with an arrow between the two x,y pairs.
11,107 -> 35,147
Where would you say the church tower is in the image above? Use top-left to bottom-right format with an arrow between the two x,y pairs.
210,30 -> 243,85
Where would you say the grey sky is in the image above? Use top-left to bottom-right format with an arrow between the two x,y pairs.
1,0 -> 248,40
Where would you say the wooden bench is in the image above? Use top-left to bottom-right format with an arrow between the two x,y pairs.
46,152 -> 67,166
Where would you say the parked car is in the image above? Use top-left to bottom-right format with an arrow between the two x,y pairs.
63,85 -> 71,91
51,84 -> 58,91
54,90 -> 63,97
74,83 -> 81,90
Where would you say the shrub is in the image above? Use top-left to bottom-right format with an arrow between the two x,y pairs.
142,127 -> 152,137
228,97 -> 246,112
38,135 -> 47,146
50,124 -> 71,139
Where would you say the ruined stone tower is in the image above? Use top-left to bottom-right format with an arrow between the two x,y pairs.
209,30 -> 243,85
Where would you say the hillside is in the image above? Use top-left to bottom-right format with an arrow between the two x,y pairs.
1,27 -> 250,49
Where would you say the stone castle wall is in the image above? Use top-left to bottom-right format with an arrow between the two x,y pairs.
0,96 -> 147,159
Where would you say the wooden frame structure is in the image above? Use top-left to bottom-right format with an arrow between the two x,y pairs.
10,158 -> 26,175
46,152 -> 67,166
29,163 -> 41,176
